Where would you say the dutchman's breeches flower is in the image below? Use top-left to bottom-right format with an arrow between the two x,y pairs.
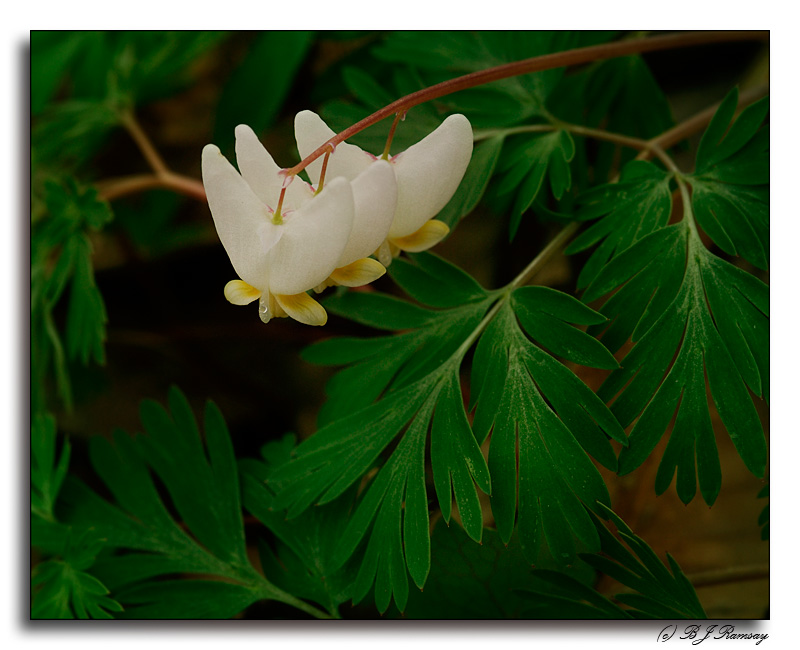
295,111 -> 473,265
202,125 -> 396,326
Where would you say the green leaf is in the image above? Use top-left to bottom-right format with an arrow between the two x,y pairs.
566,160 -> 674,289
388,251 -> 490,308
32,560 -> 123,619
583,505 -> 706,619
31,31 -> 90,114
689,90 -> 769,269
239,435 -> 358,617
495,129 -> 576,239
274,253 -> 622,611
269,365 -> 490,614
519,570 -> 629,619
214,31 -> 314,152
373,31 -> 579,127
575,55 -> 675,181
401,524 -> 595,619
109,32 -> 226,106
314,285 -> 493,424
31,413 -> 71,523
57,387 -> 285,618
588,226 -> 768,505
436,135 -> 505,228
31,528 -> 123,619
517,506 -> 704,619
513,286 -> 619,370
471,301 -> 625,564
114,581 -> 258,620
342,65 -> 395,109
31,178 -> 113,410
65,235 -> 108,365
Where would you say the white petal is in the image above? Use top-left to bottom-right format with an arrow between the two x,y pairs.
202,144 -> 281,291
235,124 -> 313,211
337,159 -> 397,267
389,114 -> 473,238
267,177 -> 354,295
294,110 -> 373,185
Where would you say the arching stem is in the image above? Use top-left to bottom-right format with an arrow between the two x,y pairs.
285,31 -> 766,178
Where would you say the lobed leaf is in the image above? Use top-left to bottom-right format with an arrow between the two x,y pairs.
57,387 -> 277,618
689,89 -> 769,270
590,230 -> 768,505
471,302 -> 625,564
566,160 -> 674,289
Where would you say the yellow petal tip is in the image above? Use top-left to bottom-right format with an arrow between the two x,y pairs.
330,258 -> 386,287
391,220 -> 450,253
224,280 -> 261,305
274,292 -> 328,326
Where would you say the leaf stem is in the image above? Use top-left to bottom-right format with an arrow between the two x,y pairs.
559,122 -> 680,173
452,221 -> 582,358
120,111 -> 169,177
97,172 -> 207,202
688,563 -> 769,589
98,110 -> 208,203
642,82 -> 769,157
507,221 -> 581,290
285,31 -> 766,177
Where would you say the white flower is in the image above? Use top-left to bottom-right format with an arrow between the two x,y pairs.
295,111 -> 473,264
203,125 -> 368,326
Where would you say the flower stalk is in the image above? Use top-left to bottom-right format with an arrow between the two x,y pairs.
285,31 -> 767,178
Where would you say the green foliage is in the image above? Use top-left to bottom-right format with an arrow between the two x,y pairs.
305,253 -> 493,426
240,434 -> 359,617
32,530 -> 123,619
688,89 -> 769,269
550,55 -> 675,183
436,134 -> 504,228
470,293 -> 625,563
576,92 -> 769,506
31,178 -> 113,411
495,130 -> 576,238
323,66 -> 443,154
30,415 -> 121,620
401,523 -> 593,619
521,505 -> 706,619
276,279 -> 487,613
32,31 -> 225,171
372,31 -> 582,127
31,414 -> 71,524
57,387 -> 308,619
272,253 -> 626,611
214,31 -> 314,153
566,160 -> 674,292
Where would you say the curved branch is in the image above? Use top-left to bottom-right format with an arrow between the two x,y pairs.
287,31 -> 767,176
97,172 -> 206,202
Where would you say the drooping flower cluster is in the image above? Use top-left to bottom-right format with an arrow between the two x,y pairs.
202,112 -> 472,326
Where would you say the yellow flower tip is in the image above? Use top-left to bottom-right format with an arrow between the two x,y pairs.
390,219 -> 450,253
329,258 -> 386,287
224,279 -> 261,305
274,292 -> 328,326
